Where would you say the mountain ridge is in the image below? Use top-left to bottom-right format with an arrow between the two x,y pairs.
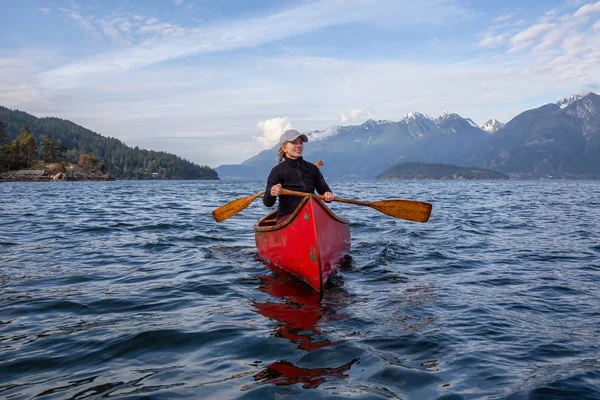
217,92 -> 600,180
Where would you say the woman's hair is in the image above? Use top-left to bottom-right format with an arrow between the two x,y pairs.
277,143 -> 287,163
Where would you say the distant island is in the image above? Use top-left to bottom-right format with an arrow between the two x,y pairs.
376,162 -> 509,180
0,106 -> 218,181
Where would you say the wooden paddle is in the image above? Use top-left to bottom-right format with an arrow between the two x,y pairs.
212,160 -> 324,223
279,188 -> 432,223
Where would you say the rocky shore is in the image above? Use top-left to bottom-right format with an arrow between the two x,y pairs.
0,163 -> 115,182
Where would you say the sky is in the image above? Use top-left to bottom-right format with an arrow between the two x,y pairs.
1,0 -> 599,168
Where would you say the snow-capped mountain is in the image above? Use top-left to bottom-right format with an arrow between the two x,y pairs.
480,119 -> 505,133
400,111 -> 435,122
400,112 -> 436,137
359,119 -> 394,130
557,93 -> 588,109
217,92 -> 600,179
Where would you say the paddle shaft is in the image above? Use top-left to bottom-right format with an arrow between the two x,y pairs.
279,189 -> 352,203
279,188 -> 432,222
280,189 -> 364,205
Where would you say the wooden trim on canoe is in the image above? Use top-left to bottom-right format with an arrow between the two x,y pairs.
254,194 -> 349,233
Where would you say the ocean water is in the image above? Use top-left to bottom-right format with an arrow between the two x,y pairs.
1,179 -> 599,399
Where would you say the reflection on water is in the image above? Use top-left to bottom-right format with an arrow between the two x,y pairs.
250,266 -> 357,389
252,273 -> 347,352
253,358 -> 357,389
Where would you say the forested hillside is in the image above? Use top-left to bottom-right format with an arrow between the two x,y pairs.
0,106 -> 218,180
376,162 -> 509,180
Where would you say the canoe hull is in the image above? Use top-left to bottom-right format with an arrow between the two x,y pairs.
254,196 -> 351,291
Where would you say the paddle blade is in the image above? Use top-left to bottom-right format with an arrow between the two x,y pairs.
369,200 -> 432,223
212,191 -> 265,222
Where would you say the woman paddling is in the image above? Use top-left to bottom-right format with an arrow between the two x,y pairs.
263,129 -> 334,224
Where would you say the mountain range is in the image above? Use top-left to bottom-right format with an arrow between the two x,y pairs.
217,92 -> 600,180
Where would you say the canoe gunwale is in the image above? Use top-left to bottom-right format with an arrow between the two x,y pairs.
254,194 -> 349,233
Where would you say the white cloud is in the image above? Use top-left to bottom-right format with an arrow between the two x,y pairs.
340,108 -> 366,124
573,1 -> 600,19
39,0 -> 470,90
173,0 -> 184,5
137,22 -> 185,37
254,117 -> 292,149
479,33 -> 505,48
61,9 -> 103,40
509,23 -> 556,52
531,27 -> 565,53
39,8 -> 51,14
496,13 -> 514,21
309,126 -> 339,141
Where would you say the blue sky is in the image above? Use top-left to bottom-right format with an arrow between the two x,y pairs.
1,0 -> 599,167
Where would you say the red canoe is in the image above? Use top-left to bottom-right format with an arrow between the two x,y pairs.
253,195 -> 351,292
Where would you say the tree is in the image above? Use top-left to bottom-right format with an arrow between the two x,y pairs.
78,153 -> 89,167
16,125 -> 37,168
78,152 -> 100,170
40,135 -> 57,162
55,140 -> 67,161
0,119 -> 6,170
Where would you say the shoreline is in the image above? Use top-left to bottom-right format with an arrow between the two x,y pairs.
0,165 -> 115,182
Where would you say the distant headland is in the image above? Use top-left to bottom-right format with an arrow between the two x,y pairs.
376,162 -> 509,180
0,106 -> 219,181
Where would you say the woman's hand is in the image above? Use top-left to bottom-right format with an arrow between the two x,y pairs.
271,183 -> 282,197
323,192 -> 334,202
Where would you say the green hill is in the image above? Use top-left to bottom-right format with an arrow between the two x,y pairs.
377,162 -> 509,180
0,106 -> 218,180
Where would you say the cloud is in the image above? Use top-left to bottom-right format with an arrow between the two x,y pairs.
478,1 -> 599,89
173,0 -> 184,5
531,27 -> 565,53
479,33 -> 505,48
40,0 -> 470,89
496,13 -> 514,21
573,1 -> 600,19
39,8 -> 51,14
509,23 -> 556,52
60,8 -> 103,40
137,22 -> 185,37
340,108 -> 367,124
309,126 -> 339,141
254,117 -> 292,149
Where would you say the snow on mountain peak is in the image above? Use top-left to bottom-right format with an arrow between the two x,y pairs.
465,118 -> 479,128
556,92 -> 589,109
480,118 -> 504,133
361,119 -> 394,127
401,111 -> 434,122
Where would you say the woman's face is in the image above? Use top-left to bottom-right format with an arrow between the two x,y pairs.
283,138 -> 304,160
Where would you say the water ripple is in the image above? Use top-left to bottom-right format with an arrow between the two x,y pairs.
1,180 -> 600,399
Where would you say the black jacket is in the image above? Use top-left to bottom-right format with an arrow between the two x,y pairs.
263,157 -> 331,217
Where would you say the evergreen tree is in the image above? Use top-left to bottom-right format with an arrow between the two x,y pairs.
16,125 -> 37,168
55,140 -> 67,161
40,135 -> 57,162
0,119 -> 6,170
